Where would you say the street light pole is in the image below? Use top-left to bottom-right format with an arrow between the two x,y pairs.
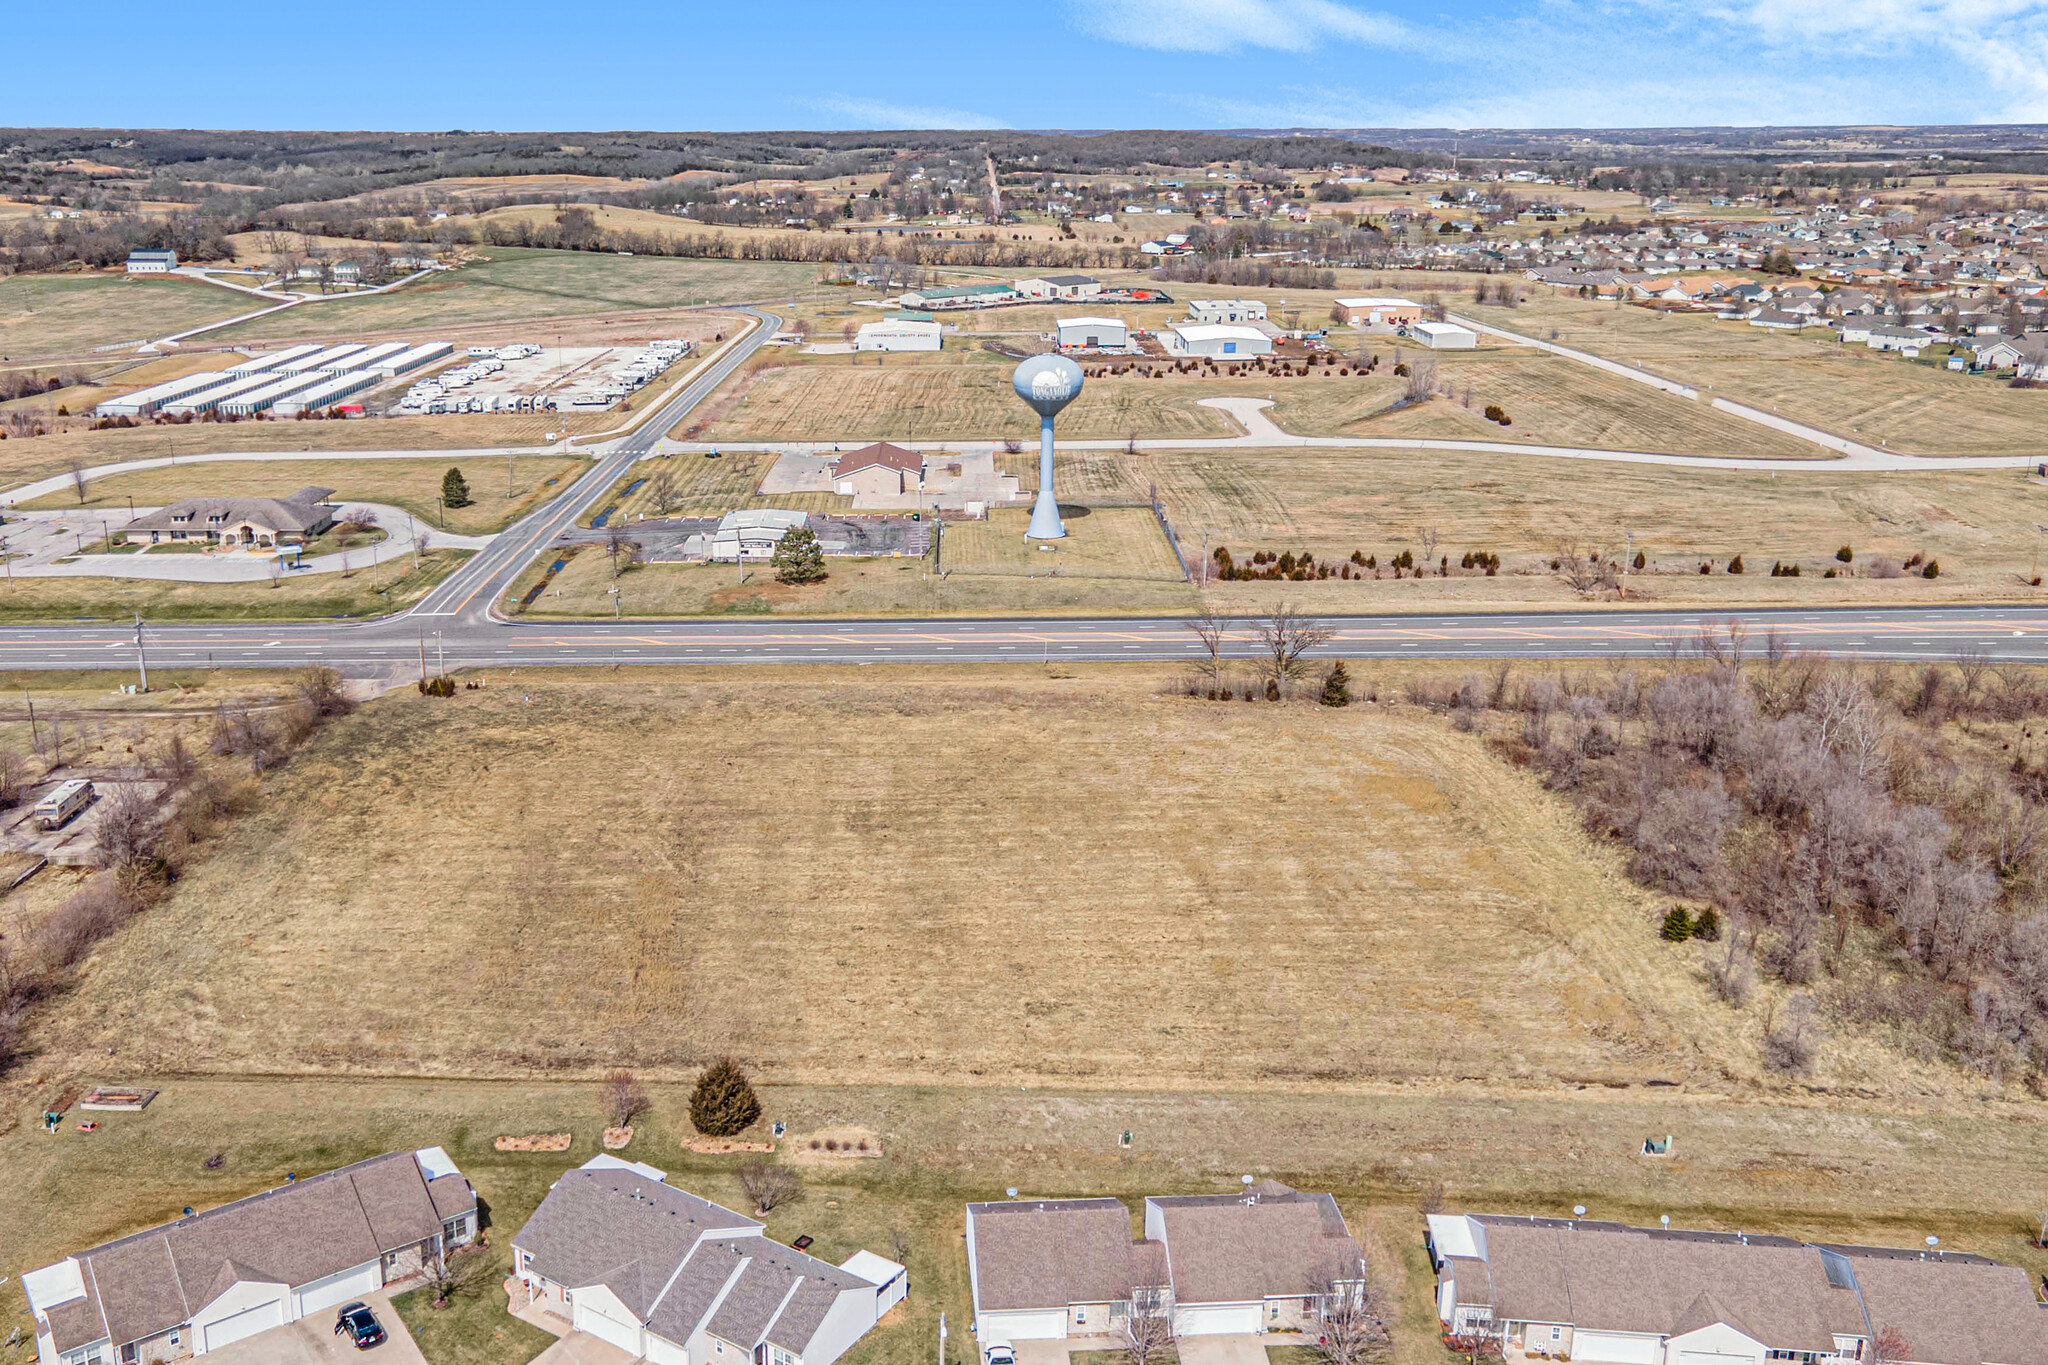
133,613 -> 149,692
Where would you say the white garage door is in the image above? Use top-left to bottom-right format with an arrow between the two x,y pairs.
574,1303 -> 642,1356
297,1262 -> 382,1315
202,1300 -> 283,1352
1175,1304 -> 1263,1336
980,1311 -> 1067,1345
1574,1331 -> 1660,1364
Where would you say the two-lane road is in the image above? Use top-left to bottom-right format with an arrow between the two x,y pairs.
5,606 -> 2048,675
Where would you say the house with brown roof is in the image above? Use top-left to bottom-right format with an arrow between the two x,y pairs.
965,1183 -> 1363,1348
124,486 -> 337,548
23,1147 -> 476,1364
1427,1212 -> 2048,1364
830,444 -> 925,500
511,1156 -> 905,1365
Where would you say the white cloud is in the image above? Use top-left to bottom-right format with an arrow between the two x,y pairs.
1070,0 -> 1410,54
809,96 -> 1007,131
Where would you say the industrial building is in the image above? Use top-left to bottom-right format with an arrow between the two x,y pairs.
1056,317 -> 1128,350
92,370 -> 238,419
272,371 -> 380,417
369,341 -> 455,377
278,343 -> 367,375
1333,296 -> 1424,327
855,319 -> 943,352
161,371 -> 303,417
1015,275 -> 1102,300
1410,321 -> 1478,349
218,373 -> 329,417
1187,299 -> 1267,324
225,344 -> 323,379
124,249 -> 177,274
1166,323 -> 1272,359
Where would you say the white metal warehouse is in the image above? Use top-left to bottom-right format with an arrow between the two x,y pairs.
1056,317 -> 1128,350
855,320 -> 942,352
1166,323 -> 1272,359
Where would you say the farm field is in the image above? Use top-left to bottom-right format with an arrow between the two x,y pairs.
16,455 -> 583,536
1457,289 -> 2048,456
0,274 -> 258,360
0,547 -> 465,621
212,248 -> 814,343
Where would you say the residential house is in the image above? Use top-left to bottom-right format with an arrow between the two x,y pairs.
965,1183 -> 1363,1349
511,1156 -> 903,1365
124,486 -> 337,548
1427,1213 -> 2048,1365
831,443 -> 925,498
25,1148 -> 476,1364
1747,308 -> 1810,331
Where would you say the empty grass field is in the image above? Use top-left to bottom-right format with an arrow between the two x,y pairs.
16,455 -> 582,536
1460,290 -> 2048,456
214,249 -> 815,343
0,274 -> 258,360
0,547 -> 466,621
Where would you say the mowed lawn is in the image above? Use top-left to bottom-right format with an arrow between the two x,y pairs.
17,455 -> 583,536
0,273 -> 258,359
29,667 -> 1753,1092
216,249 -> 816,343
0,548 -> 467,621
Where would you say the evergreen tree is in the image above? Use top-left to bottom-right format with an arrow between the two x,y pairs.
771,526 -> 829,584
1660,906 -> 1695,942
1320,661 -> 1352,708
689,1057 -> 762,1136
1690,907 -> 1722,941
441,466 -> 472,509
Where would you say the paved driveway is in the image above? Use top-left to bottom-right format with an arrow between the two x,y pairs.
198,1291 -> 427,1365
1175,1334 -> 1270,1365
529,1331 -> 639,1365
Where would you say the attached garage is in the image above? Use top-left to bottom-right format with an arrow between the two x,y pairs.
1174,1303 -> 1263,1336
200,1300 -> 283,1353
573,1302 -> 643,1356
294,1261 -> 381,1316
1574,1331 -> 1660,1363
977,1310 -> 1068,1345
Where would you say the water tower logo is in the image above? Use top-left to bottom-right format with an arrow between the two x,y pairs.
1011,354 -> 1084,540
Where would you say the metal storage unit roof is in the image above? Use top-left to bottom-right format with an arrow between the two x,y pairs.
278,343 -> 367,375
93,369 -> 238,418
374,341 -> 454,376
227,343 -> 323,378
340,342 -> 409,372
272,371 -> 378,416
217,372 -> 328,415
162,371 -> 299,415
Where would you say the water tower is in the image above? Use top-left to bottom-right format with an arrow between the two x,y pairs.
1012,354 -> 1084,540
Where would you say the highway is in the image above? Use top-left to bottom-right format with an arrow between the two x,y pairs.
8,304 -> 2048,676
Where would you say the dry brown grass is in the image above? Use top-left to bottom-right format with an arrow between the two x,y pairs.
0,274 -> 258,361
16,455 -> 582,536
17,666 -> 1815,1096
0,548 -> 468,622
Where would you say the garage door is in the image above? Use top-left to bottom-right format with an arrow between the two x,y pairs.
297,1262 -> 381,1315
1574,1332 -> 1660,1364
980,1311 -> 1067,1345
202,1300 -> 283,1352
1175,1304 -> 1263,1336
574,1303 -> 642,1356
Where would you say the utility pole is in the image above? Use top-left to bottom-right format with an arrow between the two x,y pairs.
22,687 -> 36,756
133,613 -> 149,692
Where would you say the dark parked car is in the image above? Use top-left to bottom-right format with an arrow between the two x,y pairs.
335,1302 -> 386,1350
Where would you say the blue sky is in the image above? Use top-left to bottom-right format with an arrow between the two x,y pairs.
11,0 -> 2048,131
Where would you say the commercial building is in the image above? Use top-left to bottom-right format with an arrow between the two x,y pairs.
1165,323 -> 1272,359
271,372 -> 380,417
1332,297 -> 1423,327
832,442 -> 925,497
92,370 -> 236,420
217,372 -> 329,417
1409,321 -> 1478,349
1056,317 -> 1128,350
1187,299 -> 1267,324
854,320 -> 943,352
900,282 -> 1017,309
126,485 -> 338,547
1016,275 -> 1103,300
512,1155 -> 904,1365
225,344 -> 324,379
125,249 -> 177,274
276,343 -> 367,375
25,1148 -> 476,1364
369,341 -> 455,377
1428,1212 -> 2048,1365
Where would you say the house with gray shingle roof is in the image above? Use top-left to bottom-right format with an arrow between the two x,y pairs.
23,1147 -> 476,1364
965,1182 -> 1363,1348
511,1156 -> 905,1365
1427,1212 -> 2048,1364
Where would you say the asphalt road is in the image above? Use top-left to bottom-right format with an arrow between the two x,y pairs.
8,606 -> 2048,677
8,306 -> 2048,677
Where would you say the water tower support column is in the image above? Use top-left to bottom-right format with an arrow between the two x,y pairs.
1027,412 -> 1064,540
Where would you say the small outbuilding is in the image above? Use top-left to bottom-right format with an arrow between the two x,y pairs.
855,320 -> 942,352
1167,323 -> 1272,359
1056,317 -> 1128,350
1333,296 -> 1422,327
125,249 -> 177,274
1409,321 -> 1478,349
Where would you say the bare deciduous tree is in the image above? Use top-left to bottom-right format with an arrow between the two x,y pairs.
93,785 -> 161,870
68,459 -> 87,504
1184,609 -> 1230,696
735,1161 -> 804,1215
1120,1290 -> 1174,1365
1309,1277 -> 1390,1365
604,1069 -> 649,1128
1253,603 -> 1333,693
649,469 -> 679,515
422,1243 -> 495,1308
1402,351 -> 1438,402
